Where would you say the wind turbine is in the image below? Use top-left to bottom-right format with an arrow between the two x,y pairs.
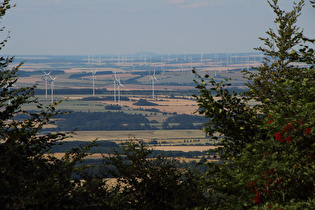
162,62 -> 166,75
113,73 -> 117,103
42,70 -> 52,98
113,73 -> 124,105
150,70 -> 158,99
7,83 -> 16,105
144,54 -> 147,65
91,70 -> 97,96
49,75 -> 57,104
178,64 -> 183,73
115,74 -> 124,106
117,79 -> 124,106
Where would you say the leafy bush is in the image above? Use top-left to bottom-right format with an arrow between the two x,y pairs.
193,0 -> 315,208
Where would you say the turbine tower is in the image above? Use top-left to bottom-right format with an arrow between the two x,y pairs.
7,83 -> 16,105
113,73 -> 117,103
91,70 -> 97,96
113,73 -> 124,105
150,70 -> 158,99
49,75 -> 57,104
116,75 -> 124,105
246,56 -> 250,71
117,79 -> 123,106
43,70 -> 52,98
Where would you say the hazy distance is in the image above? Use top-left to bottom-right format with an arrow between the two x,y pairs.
2,0 -> 315,55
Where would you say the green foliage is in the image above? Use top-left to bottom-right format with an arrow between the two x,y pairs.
194,0 -> 315,208
0,2 -> 210,208
101,140 -> 207,209
193,71 -> 262,156
0,46 -> 111,209
0,2 -> 111,208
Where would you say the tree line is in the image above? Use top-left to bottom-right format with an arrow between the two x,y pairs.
54,111 -> 155,131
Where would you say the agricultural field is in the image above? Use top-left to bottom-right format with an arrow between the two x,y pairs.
13,53 -> 261,154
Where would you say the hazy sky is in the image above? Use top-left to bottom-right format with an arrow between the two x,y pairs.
2,0 -> 315,55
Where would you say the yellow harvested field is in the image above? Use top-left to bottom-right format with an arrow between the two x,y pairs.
150,145 -> 217,152
18,77 -> 42,84
104,84 -> 195,91
118,97 -> 199,115
68,129 -> 208,142
49,153 -> 110,159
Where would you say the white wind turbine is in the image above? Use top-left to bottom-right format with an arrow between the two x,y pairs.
91,70 -> 97,96
150,70 -> 158,99
178,64 -> 183,73
43,70 -> 52,98
113,73 -> 124,105
162,62 -> 166,75
218,60 -> 223,74
7,83 -> 16,105
116,75 -> 124,106
49,75 -> 57,104
246,56 -> 250,71
113,73 -> 117,103
144,54 -> 147,65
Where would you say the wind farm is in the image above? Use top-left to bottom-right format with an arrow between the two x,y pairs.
15,53 -> 260,92
5,51 -> 265,163
9,52 -> 265,155
15,53 -> 262,96
13,52 -> 262,117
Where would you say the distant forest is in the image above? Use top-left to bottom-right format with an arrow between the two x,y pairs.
40,111 -> 209,131
80,96 -> 130,101
33,87 -> 248,96
50,140 -> 215,160
162,114 -> 208,129
69,71 -> 113,79
18,70 -> 65,77
55,111 -> 155,131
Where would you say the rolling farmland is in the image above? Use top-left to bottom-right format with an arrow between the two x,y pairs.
13,53 -> 261,154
